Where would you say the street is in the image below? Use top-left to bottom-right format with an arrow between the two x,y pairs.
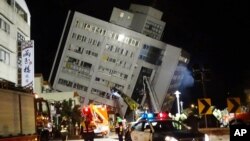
51,132 -> 119,141
52,135 -> 229,141
51,131 -> 230,141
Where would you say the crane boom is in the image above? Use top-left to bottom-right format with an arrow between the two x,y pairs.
120,93 -> 140,110
142,76 -> 160,113
111,87 -> 139,110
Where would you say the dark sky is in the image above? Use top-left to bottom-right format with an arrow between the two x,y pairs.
25,0 -> 249,109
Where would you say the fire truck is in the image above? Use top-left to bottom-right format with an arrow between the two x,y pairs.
227,111 -> 250,125
0,81 -> 51,141
35,97 -> 52,141
0,86 -> 37,141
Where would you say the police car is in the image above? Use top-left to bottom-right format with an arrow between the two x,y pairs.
127,112 -> 209,141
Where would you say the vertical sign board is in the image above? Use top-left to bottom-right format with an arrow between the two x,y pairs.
227,97 -> 241,113
198,98 -> 212,115
21,40 -> 34,89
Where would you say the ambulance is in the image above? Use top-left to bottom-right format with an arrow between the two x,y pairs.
82,103 -> 110,137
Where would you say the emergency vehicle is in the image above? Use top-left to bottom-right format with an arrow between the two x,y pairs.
0,81 -> 52,141
127,112 -> 209,141
81,103 -> 110,137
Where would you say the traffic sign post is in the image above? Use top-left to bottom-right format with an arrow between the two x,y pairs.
198,98 -> 212,115
198,98 -> 212,128
227,97 -> 241,113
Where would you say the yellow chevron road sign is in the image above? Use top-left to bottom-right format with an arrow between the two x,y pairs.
198,98 -> 212,115
227,97 -> 241,113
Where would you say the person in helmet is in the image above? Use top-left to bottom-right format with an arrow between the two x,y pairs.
81,116 -> 96,141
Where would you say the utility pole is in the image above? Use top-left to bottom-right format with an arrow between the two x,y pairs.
193,64 -> 211,128
201,69 -> 208,128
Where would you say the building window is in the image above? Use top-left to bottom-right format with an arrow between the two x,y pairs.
17,32 -> 25,41
15,2 -> 28,22
68,44 -> 84,54
77,35 -> 82,40
0,48 -> 10,64
120,12 -> 124,18
75,20 -> 79,27
139,44 -> 163,65
72,33 -> 77,38
0,18 -> 10,34
58,78 -> 88,91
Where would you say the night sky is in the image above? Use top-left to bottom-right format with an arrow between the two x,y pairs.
25,0 -> 249,109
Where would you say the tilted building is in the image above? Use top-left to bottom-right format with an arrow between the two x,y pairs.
49,3 -> 190,118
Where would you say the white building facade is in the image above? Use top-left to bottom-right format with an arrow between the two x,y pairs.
110,3 -> 166,40
0,0 -> 30,84
49,4 -> 189,117
34,73 -> 80,106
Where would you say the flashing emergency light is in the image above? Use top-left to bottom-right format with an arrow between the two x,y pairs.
141,113 -> 154,119
141,113 -> 148,119
147,113 -> 154,118
141,112 -> 169,120
82,107 -> 90,115
157,112 -> 168,119
84,107 -> 89,112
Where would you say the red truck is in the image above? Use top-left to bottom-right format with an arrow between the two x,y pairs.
0,82 -> 51,141
229,112 -> 250,125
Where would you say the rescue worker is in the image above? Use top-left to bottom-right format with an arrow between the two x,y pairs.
117,122 -> 124,141
115,113 -> 123,134
81,116 -> 96,141
60,116 -> 69,141
125,123 -> 132,141
122,117 -> 127,130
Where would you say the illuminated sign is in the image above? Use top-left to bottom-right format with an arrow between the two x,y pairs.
21,40 -> 34,89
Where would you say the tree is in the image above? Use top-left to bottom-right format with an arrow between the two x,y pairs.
71,105 -> 82,125
59,99 -> 82,125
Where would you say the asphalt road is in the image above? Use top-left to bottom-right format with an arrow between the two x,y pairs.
51,130 -> 230,141
51,132 -> 119,141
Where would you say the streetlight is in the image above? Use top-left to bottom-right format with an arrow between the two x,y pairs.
174,90 -> 181,115
190,104 -> 195,108
180,101 -> 183,113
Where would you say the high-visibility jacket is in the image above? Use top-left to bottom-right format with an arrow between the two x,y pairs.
117,124 -> 124,136
82,121 -> 96,133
